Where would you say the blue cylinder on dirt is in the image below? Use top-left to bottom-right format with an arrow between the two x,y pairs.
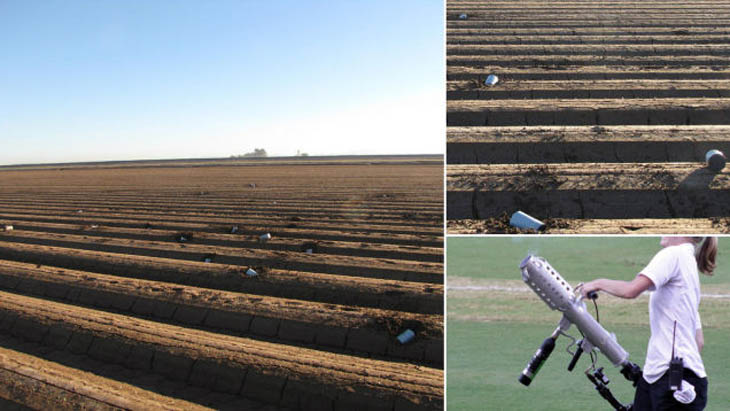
510,211 -> 546,232
705,149 -> 726,173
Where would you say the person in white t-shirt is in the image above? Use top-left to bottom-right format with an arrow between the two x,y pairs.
579,236 -> 717,411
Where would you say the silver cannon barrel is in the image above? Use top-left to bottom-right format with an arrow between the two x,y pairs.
520,255 -> 630,367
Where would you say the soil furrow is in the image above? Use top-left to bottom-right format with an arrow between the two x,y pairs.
0,291 -> 443,410
447,217 -> 730,234
447,97 -> 730,126
447,162 -> 730,220
0,204 -> 442,236
447,55 -> 730,67
0,210 -> 442,248
447,34 -> 730,45
447,125 -> 730,164
0,219 -> 442,262
0,260 -> 443,366
447,66 -> 730,81
0,157 -> 444,405
0,200 -> 442,232
0,195 -> 442,215
0,241 -> 443,314
448,44 -> 730,56
0,345 -> 211,411
448,79 -> 730,100
0,230 -> 442,283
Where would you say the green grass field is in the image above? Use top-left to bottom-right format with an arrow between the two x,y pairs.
447,237 -> 730,410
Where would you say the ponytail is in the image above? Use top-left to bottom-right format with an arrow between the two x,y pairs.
695,237 -> 718,275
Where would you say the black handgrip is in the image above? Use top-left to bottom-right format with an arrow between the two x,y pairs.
620,362 -> 642,386
587,291 -> 598,300
567,342 -> 584,371
518,337 -> 556,386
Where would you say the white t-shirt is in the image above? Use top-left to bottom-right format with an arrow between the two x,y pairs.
639,243 -> 706,384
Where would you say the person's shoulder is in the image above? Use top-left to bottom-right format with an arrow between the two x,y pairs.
661,243 -> 694,258
646,245 -> 683,271
654,245 -> 680,259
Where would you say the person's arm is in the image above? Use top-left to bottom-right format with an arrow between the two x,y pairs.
579,274 -> 654,299
696,328 -> 704,353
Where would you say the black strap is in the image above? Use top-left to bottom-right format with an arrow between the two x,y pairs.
672,320 -> 677,359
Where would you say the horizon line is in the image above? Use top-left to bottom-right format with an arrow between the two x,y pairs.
0,153 -> 444,169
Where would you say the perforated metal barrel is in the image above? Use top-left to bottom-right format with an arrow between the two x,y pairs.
520,255 -> 574,311
520,255 -> 630,367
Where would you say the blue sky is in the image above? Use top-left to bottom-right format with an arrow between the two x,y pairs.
0,1 -> 443,165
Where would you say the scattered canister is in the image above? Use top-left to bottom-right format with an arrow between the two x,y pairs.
397,329 -> 416,344
245,268 -> 258,276
485,74 -> 499,86
231,226 -> 239,234
3,225 -> 12,231
259,233 -> 271,242
510,211 -> 546,232
305,248 -> 313,254
458,13 -> 468,20
706,149 -> 726,173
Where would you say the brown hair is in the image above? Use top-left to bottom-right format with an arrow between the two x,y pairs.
693,237 -> 718,275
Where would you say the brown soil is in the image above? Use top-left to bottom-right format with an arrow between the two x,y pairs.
0,228 -> 442,282
449,163 -> 730,191
446,0 -> 730,232
0,259 -> 443,364
0,291 -> 442,410
448,217 -> 729,234
446,214 -> 574,234
0,345 -> 209,411
0,158 -> 444,409
0,241 -> 443,314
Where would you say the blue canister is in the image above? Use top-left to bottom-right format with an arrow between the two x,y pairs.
510,211 -> 546,232
396,329 -> 416,344
706,149 -> 726,173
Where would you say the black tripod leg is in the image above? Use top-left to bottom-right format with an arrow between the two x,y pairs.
586,373 -> 630,411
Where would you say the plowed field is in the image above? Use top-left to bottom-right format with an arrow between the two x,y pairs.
447,0 -> 730,233
0,156 -> 444,410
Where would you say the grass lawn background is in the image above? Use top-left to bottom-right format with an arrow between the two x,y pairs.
447,237 -> 730,410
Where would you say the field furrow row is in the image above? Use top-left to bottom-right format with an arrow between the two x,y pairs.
0,210 -> 442,247
0,242 -> 442,314
0,219 -> 442,262
0,200 -> 442,228
0,291 -> 443,410
448,66 -> 730,81
0,158 -> 444,407
0,260 -> 443,365
447,125 -> 730,164
447,162 -> 730,222
0,205 -> 442,236
0,230 -> 442,283
448,55 -> 730,66
448,98 -> 730,126
447,0 -> 730,232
